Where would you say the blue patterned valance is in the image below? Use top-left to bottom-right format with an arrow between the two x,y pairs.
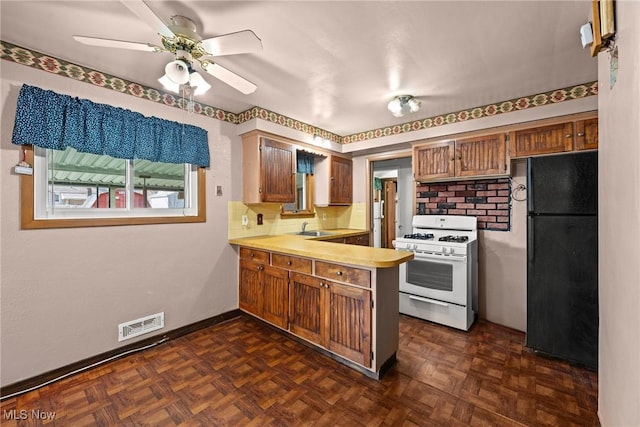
11,84 -> 210,167
296,150 -> 316,174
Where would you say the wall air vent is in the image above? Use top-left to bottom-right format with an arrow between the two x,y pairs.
118,312 -> 165,342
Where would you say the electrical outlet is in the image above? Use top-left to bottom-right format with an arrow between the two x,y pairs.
322,213 -> 327,221
241,215 -> 249,226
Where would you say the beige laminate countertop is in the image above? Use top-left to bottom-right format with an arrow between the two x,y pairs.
229,229 -> 413,268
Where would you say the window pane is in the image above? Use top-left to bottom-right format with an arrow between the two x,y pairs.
133,159 -> 186,209
48,147 -> 127,209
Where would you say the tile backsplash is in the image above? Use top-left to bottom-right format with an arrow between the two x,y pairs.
228,202 -> 366,239
416,178 -> 511,230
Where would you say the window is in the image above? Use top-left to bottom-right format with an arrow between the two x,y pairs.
20,146 -> 205,229
281,172 -> 315,218
281,150 -> 317,218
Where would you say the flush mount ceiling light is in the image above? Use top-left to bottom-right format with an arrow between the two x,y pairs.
387,95 -> 421,117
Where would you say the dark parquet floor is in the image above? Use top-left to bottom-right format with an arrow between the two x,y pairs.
1,314 -> 599,426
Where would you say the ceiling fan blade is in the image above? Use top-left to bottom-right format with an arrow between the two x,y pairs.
200,61 -> 257,95
73,35 -> 160,52
201,30 -> 263,56
120,0 -> 175,38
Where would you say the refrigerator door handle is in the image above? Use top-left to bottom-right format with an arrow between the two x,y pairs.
380,200 -> 384,218
527,158 -> 534,213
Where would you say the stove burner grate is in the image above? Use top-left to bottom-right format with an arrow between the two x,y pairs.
403,233 -> 434,240
438,235 -> 469,243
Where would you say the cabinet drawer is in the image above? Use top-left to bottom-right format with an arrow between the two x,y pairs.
272,253 -> 312,274
239,247 -> 270,263
315,261 -> 371,288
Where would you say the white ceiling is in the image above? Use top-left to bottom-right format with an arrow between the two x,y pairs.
0,1 -> 597,137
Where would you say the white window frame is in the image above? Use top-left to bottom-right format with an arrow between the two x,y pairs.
32,147 -> 199,221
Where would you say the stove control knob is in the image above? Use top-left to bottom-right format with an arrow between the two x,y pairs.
412,243 -> 418,251
449,247 -> 455,255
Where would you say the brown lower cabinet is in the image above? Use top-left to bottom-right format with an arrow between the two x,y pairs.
239,259 -> 289,329
237,245 -> 399,378
289,272 -> 371,367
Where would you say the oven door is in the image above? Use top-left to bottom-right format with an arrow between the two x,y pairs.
399,251 -> 468,306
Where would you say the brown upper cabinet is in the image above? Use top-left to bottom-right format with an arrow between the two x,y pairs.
509,118 -> 598,158
242,132 -> 296,204
315,155 -> 353,206
575,118 -> 599,151
413,133 -> 508,182
509,122 -> 574,158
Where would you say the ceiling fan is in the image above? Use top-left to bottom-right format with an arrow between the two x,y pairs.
73,0 -> 262,95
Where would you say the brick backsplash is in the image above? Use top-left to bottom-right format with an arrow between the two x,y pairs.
416,178 -> 511,231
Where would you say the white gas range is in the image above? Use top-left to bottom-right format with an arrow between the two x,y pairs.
393,215 -> 478,330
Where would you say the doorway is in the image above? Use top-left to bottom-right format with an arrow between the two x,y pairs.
371,157 -> 412,248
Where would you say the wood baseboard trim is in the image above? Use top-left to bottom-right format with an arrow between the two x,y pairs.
0,309 -> 242,400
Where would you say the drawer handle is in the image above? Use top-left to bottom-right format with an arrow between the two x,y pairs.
565,133 -> 572,138
336,271 -> 343,276
409,295 -> 449,307
257,265 -> 264,271
287,261 -> 292,265
577,132 -> 585,136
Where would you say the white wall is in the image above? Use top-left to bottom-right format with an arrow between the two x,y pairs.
0,62 -> 240,386
478,160 -> 527,331
597,2 -> 640,425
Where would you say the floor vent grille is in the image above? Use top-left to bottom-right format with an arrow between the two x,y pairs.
118,312 -> 164,342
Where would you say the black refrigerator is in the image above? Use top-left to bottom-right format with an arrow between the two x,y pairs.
526,151 -> 598,370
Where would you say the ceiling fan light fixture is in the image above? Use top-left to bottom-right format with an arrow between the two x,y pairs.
189,71 -> 211,95
164,59 -> 190,85
158,74 -> 180,93
388,95 -> 420,117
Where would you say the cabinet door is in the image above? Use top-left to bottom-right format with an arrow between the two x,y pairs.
329,156 -> 353,205
260,138 -> 296,203
509,122 -> 573,158
262,265 -> 289,329
456,133 -> 508,177
289,272 -> 323,345
325,281 -> 372,368
239,259 -> 263,317
413,141 -> 455,181
575,118 -> 598,150
344,233 -> 370,246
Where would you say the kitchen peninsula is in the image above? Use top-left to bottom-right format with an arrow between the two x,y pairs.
229,231 -> 413,379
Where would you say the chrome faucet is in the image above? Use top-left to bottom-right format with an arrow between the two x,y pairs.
301,221 -> 309,232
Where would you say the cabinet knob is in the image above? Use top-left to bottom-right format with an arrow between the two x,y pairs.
577,132 -> 585,137
257,265 -> 264,271
565,134 -> 572,138
287,261 -> 292,266
336,271 -> 343,276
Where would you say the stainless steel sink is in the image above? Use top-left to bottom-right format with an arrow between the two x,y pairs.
291,230 -> 335,237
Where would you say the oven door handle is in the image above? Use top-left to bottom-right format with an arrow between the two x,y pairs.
409,295 -> 450,307
413,252 -> 467,262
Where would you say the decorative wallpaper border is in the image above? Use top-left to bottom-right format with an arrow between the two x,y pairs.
1,40 -> 596,146
0,40 -> 241,122
342,81 -> 598,144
